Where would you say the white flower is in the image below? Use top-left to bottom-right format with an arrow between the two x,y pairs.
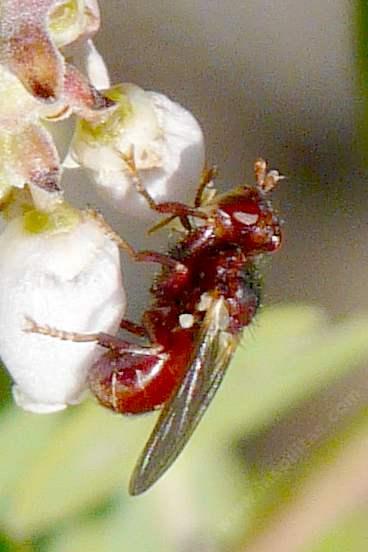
0,1 -> 114,204
69,84 -> 205,219
0,205 -> 125,413
48,0 -> 101,49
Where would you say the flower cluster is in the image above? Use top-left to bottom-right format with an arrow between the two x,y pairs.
0,1 -> 205,413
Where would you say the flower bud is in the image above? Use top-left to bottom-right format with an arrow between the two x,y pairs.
69,84 -> 205,219
0,204 -> 125,413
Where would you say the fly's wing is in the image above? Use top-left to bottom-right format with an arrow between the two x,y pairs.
129,296 -> 238,495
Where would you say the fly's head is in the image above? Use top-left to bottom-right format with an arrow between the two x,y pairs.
215,189 -> 282,254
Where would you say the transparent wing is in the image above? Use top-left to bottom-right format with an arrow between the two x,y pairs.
129,296 -> 238,495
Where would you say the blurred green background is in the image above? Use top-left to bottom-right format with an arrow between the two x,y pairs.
1,1 -> 368,550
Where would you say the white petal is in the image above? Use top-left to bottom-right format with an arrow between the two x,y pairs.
49,0 -> 101,49
83,39 -> 110,90
70,86 -> 205,220
0,215 -> 126,413
12,385 -> 68,414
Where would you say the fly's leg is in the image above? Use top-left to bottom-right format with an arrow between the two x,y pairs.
194,165 -> 218,207
147,164 -> 217,234
120,150 -> 208,222
24,317 -> 165,414
120,319 -> 148,338
148,213 -> 191,235
23,317 -> 151,352
24,317 -> 163,357
84,208 -> 188,275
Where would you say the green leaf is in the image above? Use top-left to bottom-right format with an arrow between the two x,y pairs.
47,494 -> 173,552
199,305 -> 368,442
1,400 -> 153,538
47,446 -> 254,552
308,507 -> 368,552
356,1 -> 368,161
0,406 -> 65,516
0,364 -> 12,411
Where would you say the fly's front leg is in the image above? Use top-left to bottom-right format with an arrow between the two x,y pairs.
148,164 -> 217,235
120,150 -> 208,222
194,165 -> 218,207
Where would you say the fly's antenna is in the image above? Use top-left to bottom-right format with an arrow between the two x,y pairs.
254,158 -> 285,192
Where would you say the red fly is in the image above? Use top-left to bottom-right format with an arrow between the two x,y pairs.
27,156 -> 283,495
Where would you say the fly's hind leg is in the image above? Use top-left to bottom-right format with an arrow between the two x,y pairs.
24,317 -> 164,415
24,317 -> 163,356
24,317 -> 143,352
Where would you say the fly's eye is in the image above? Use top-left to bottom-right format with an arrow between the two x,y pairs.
233,211 -> 259,226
